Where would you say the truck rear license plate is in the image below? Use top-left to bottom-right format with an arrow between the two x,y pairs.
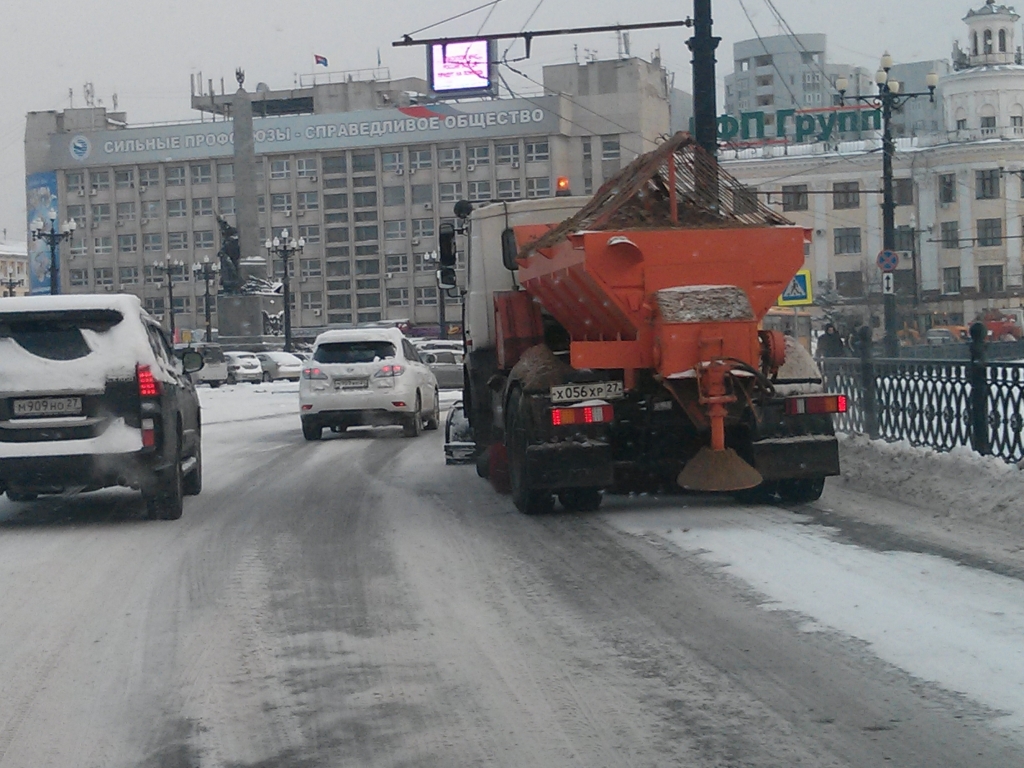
549,381 -> 624,403
12,396 -> 83,418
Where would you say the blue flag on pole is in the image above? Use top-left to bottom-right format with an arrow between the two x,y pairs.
314,54 -> 328,67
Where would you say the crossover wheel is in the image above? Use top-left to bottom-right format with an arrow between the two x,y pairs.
403,394 -> 423,438
424,391 -> 440,431
302,418 -> 323,441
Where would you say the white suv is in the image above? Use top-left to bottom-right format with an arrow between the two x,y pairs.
299,327 -> 440,440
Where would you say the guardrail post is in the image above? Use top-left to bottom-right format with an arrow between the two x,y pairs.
969,321 -> 989,455
858,325 -> 879,439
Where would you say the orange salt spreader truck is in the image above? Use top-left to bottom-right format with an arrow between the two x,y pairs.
446,133 -> 845,514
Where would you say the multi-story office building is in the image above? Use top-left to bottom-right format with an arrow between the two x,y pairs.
24,56 -> 687,335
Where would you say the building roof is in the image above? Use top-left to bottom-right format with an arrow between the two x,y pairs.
965,0 -> 1019,19
0,241 -> 28,258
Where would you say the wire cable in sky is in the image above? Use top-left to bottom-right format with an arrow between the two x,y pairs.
404,0 -> 503,38
475,0 -> 503,34
734,0 -> 801,105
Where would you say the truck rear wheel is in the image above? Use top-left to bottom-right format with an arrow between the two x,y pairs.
778,477 -> 825,504
507,389 -> 553,515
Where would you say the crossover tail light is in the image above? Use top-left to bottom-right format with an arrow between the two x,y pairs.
302,367 -> 328,380
550,404 -> 614,426
785,393 -> 848,416
374,364 -> 406,378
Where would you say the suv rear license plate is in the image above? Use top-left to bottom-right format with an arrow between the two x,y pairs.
12,396 -> 83,418
337,378 -> 368,390
549,381 -> 624,404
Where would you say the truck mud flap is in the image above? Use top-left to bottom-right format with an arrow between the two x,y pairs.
526,442 -> 614,490
750,434 -> 840,481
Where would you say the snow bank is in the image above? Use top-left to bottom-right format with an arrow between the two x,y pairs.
837,433 -> 1024,536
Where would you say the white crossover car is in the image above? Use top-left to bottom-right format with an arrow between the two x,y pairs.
299,327 -> 440,440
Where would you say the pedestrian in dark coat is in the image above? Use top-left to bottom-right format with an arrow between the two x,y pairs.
816,323 -> 846,358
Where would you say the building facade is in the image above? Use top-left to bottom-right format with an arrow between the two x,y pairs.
0,240 -> 28,297
25,56 -> 685,335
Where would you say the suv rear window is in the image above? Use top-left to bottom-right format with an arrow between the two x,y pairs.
315,341 -> 396,364
0,309 -> 123,361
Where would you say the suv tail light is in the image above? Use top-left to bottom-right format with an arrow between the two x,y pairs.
785,393 -> 847,416
374,364 -> 406,378
551,404 -> 614,426
136,364 -> 162,397
302,367 -> 328,380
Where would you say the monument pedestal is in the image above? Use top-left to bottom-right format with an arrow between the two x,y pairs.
216,293 -> 284,348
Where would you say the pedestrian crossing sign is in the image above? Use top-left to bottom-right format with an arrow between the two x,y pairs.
778,269 -> 813,306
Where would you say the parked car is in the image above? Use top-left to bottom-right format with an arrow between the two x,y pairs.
255,351 -> 303,382
0,294 -> 203,519
224,351 -> 263,383
421,348 -> 464,389
299,327 -> 440,440
414,339 -> 464,354
176,342 -> 228,387
926,326 -> 969,345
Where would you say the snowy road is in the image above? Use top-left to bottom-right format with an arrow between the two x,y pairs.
0,383 -> 1022,767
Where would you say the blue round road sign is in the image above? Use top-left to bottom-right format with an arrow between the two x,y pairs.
877,249 -> 899,272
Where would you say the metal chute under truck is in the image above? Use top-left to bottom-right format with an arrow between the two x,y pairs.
446,132 -> 846,514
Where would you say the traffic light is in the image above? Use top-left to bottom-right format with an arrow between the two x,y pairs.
438,221 -> 456,268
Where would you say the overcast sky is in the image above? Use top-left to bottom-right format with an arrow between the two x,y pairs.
0,0 -> 968,241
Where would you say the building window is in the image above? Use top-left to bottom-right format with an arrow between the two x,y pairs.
92,204 -> 111,225
976,169 -> 1000,200
167,199 -> 187,218
69,269 -> 89,287
894,225 -> 915,252
526,177 -> 551,198
116,202 -> 136,222
118,234 -> 137,253
324,193 -> 348,210
833,181 -> 860,209
940,221 -> 959,249
299,224 -> 320,244
977,218 -> 1002,246
601,136 -> 621,161
162,166 -> 183,187
326,227 -> 349,243
894,178 -> 914,206
69,239 -> 87,258
438,147 -> 462,169
355,225 -> 379,242
115,170 -> 134,189
193,197 -> 213,217
468,145 -> 490,166
357,293 -> 381,310
939,174 -> 956,204
409,149 -> 432,170
300,291 -> 322,311
120,266 -> 138,285
194,230 -> 215,250
981,115 -> 997,133
168,231 -> 188,251
382,152 -> 403,173
582,137 -> 592,162
956,118 -> 968,131
414,252 -> 433,272
383,186 -> 405,207
406,185 -> 430,206
525,141 -> 550,162
468,180 -> 491,201
93,236 -> 112,255
90,171 -> 110,191
497,179 -> 521,199
322,155 -> 347,175
271,193 -> 292,213
67,205 -> 86,228
943,267 -> 961,294
300,258 -> 322,278
352,153 -> 376,173
834,227 -> 862,255
412,218 -> 434,239
782,184 -> 808,211
353,191 -> 377,208
834,271 -> 864,297
387,288 -> 409,307
439,183 -> 462,202
66,172 -> 84,193
294,157 -> 317,178
386,255 -> 409,274
216,163 -> 234,183
218,196 -> 236,215
496,143 -> 520,165
415,286 -> 438,306
270,159 -> 290,179
93,267 -> 113,287
142,233 -> 162,252
190,164 -> 211,185
356,277 -> 379,291
979,264 -> 1004,293
384,220 -> 407,240
144,266 -> 161,285
355,259 -> 380,276
144,297 -> 165,315
142,200 -> 161,219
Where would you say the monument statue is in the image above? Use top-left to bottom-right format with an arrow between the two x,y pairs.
216,213 -> 243,294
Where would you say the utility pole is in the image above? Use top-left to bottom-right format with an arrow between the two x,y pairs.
688,0 -> 720,159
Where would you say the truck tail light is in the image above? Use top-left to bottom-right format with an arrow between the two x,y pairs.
302,367 -> 328,380
141,418 -> 156,447
550,404 -> 614,426
785,393 -> 847,416
374,364 -> 406,377
136,364 -> 162,397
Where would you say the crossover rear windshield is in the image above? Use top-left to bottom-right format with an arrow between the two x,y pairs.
315,341 -> 396,364
199,346 -> 225,364
0,309 -> 123,361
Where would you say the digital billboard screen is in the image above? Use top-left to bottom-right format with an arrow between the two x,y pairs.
428,39 -> 496,97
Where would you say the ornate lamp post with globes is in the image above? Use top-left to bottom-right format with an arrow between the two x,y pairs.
191,255 -> 221,341
30,211 -> 77,295
264,229 -> 305,352
153,256 -> 185,337
837,56 -> 938,358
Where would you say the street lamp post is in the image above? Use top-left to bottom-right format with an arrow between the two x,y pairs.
153,256 -> 185,337
837,57 -> 938,358
264,229 -> 305,352
3,266 -> 24,297
191,255 -> 221,341
30,211 -> 77,295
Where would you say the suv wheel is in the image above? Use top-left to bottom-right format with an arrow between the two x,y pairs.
182,438 -> 203,496
403,394 -> 422,438
6,490 -> 38,502
424,391 -> 440,431
145,457 -> 183,521
302,418 -> 322,441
